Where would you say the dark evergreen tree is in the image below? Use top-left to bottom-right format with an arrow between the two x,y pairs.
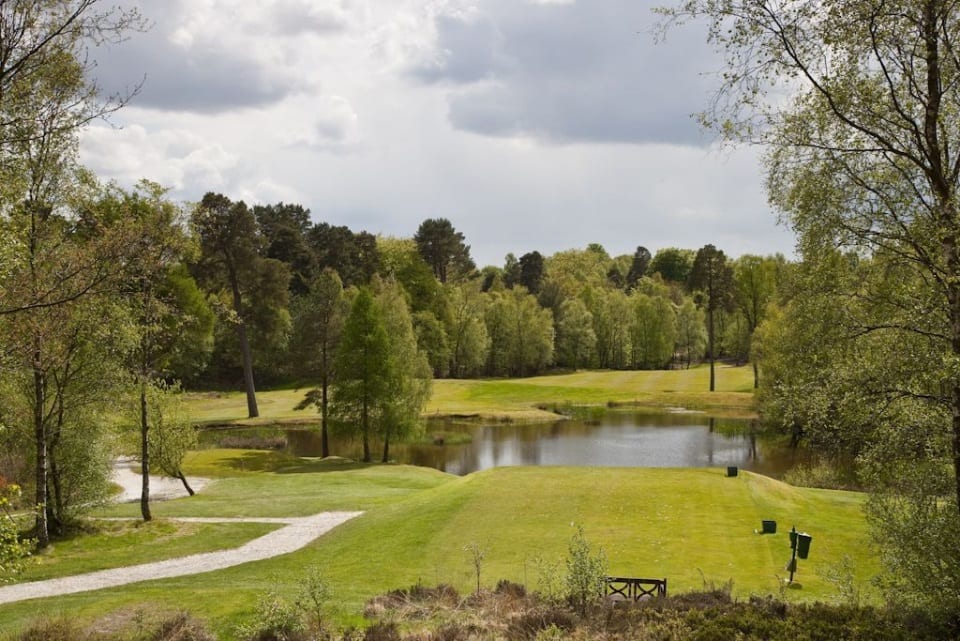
626,246 -> 652,290
688,244 -> 735,392
413,217 -> 475,284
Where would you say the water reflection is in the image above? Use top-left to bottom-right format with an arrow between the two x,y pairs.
204,411 -> 810,478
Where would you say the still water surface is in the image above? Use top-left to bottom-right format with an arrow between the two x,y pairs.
205,411 -> 807,477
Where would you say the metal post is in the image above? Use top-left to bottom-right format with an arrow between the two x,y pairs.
788,526 -> 798,583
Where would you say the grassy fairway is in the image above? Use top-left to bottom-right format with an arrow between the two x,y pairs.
186,365 -> 756,426
17,520 -> 279,582
0,462 -> 873,638
426,365 -> 756,420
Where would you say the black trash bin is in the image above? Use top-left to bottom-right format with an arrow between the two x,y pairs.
762,520 -> 777,534
796,533 -> 813,559
727,466 -> 738,477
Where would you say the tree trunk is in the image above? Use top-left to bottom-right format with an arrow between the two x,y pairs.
49,432 -> 64,533
946,240 -> 960,514
140,382 -> 152,522
321,370 -> 330,458
229,271 -> 259,418
176,470 -> 195,496
707,306 -> 716,392
236,320 -> 259,418
361,401 -> 371,462
382,431 -> 390,463
752,361 -> 759,389
33,356 -> 49,549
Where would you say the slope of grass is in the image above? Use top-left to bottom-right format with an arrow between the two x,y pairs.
0,465 -> 872,639
187,365 -> 756,426
15,520 -> 279,583
92,452 -> 454,519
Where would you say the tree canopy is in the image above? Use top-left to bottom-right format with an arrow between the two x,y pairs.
663,0 -> 960,609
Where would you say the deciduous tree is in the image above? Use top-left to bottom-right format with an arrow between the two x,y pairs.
293,270 -> 347,458
332,288 -> 390,463
663,0 -> 960,606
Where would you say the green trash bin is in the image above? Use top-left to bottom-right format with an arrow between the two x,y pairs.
796,533 -> 812,559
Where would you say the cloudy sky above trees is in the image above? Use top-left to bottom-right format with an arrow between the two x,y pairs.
81,0 -> 795,268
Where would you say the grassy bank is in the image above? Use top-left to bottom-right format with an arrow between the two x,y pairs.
0,458 -> 872,639
187,365 -> 756,426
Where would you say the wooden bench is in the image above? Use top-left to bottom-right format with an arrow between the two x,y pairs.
605,576 -> 667,601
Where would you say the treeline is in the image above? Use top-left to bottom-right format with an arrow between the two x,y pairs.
183,198 -> 786,394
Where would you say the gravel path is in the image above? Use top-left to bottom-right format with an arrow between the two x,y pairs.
111,458 -> 210,502
0,511 -> 362,605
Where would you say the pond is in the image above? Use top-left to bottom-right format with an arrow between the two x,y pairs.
202,410 -> 810,478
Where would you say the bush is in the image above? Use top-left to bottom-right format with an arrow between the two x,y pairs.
506,607 -> 576,641
782,460 -> 852,490
148,612 -> 216,641
0,484 -> 34,583
363,622 -> 400,641
11,612 -> 216,641
14,618 -> 95,641
235,589 -> 308,641
563,524 -> 607,615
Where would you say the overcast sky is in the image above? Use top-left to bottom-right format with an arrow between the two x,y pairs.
80,0 -> 796,268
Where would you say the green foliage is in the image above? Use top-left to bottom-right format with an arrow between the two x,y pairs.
374,279 -> 432,462
554,298 -> 596,370
650,247 -> 695,285
532,556 -> 564,604
234,587 -> 307,641
864,454 -> 960,614
413,218 -> 475,284
782,460 -> 851,491
331,283 -> 431,462
585,288 -> 631,369
444,283 -> 490,378
463,542 -> 486,593
141,382 -> 197,484
629,292 -> 677,369
294,564 -> 332,634
254,202 -> 316,295
564,524 -> 607,615
484,287 -> 554,377
676,299 -> 707,369
663,0 -> 960,610
0,484 -> 33,582
332,288 -> 392,462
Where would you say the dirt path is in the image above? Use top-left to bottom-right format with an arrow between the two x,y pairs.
0,511 -> 362,605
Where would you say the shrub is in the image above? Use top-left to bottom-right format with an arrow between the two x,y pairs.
363,622 -> 400,641
235,589 -> 307,641
14,618 -> 95,641
295,564 -> 332,633
563,524 -> 607,615
149,612 -> 216,641
506,607 -> 576,641
0,484 -> 34,583
782,460 -> 852,490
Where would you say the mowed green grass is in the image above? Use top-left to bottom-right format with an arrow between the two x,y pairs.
426,365 -> 755,419
0,463 -> 873,639
16,520 -> 280,582
187,365 -> 756,426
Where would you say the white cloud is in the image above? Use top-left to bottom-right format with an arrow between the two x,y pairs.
80,123 -> 240,194
78,0 -> 796,268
